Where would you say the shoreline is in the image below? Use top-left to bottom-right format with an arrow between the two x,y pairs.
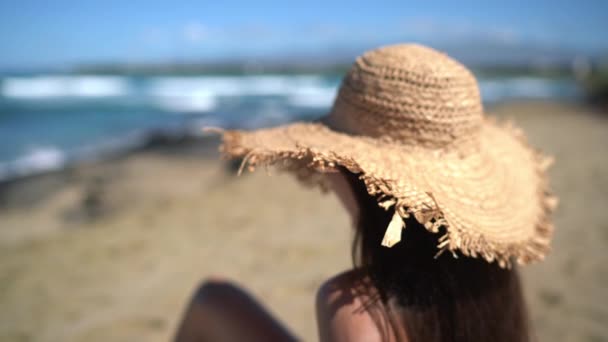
0,133 -> 223,209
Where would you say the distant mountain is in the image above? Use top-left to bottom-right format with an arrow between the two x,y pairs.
3,39 -> 604,76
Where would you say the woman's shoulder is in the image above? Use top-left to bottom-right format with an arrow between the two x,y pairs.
316,269 -> 377,305
315,270 -> 401,342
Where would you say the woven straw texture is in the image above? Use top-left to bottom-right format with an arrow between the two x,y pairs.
217,44 -> 557,268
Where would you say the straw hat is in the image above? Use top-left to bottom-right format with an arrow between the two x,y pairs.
214,44 -> 557,268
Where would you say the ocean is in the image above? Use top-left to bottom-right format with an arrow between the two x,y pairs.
0,73 -> 581,181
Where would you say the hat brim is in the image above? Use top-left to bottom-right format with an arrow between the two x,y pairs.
218,117 -> 556,268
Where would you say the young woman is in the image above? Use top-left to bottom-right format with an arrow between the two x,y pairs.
174,44 -> 556,342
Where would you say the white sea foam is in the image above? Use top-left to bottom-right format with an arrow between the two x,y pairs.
147,75 -> 334,112
0,146 -> 67,180
287,85 -> 337,109
156,91 -> 218,113
148,75 -> 326,98
1,76 -> 129,98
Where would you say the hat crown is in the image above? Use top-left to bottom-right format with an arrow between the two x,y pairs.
327,44 -> 484,147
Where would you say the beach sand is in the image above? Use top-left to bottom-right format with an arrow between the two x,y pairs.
0,101 -> 607,341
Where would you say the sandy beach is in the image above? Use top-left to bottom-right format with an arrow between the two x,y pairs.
0,100 -> 607,342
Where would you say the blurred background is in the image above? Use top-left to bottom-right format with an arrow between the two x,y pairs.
0,1 -> 606,341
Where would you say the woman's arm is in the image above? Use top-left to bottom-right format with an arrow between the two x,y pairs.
174,279 -> 296,342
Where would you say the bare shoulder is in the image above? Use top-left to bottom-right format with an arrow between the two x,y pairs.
316,269 -> 374,307
316,270 -> 396,342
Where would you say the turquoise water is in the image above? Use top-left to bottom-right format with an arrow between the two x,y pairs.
0,73 -> 581,181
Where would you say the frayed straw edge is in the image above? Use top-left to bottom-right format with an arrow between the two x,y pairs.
499,119 -> 557,267
219,126 -> 557,269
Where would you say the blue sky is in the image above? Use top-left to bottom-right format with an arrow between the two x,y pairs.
0,0 -> 606,69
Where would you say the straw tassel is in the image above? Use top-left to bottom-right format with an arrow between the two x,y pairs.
382,210 -> 406,248
237,151 -> 255,176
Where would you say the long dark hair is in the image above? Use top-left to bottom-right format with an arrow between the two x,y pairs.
343,170 -> 531,342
